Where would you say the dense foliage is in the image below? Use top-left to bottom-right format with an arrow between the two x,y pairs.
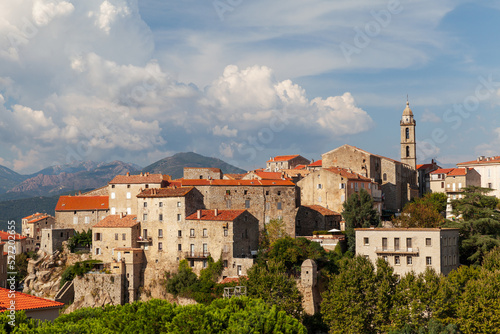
59,260 -> 102,287
342,188 -> 380,253
0,297 -> 306,333
67,230 -> 92,252
393,193 -> 446,228
321,247 -> 500,333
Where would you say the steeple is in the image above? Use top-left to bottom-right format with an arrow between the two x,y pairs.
400,100 -> 416,169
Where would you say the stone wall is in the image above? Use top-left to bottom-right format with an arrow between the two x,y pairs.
55,210 -> 108,232
40,228 -> 74,254
73,273 -> 124,308
183,168 -> 222,180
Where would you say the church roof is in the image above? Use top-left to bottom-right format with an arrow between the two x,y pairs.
402,101 -> 413,116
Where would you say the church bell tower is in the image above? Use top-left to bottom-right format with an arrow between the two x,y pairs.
400,100 -> 416,169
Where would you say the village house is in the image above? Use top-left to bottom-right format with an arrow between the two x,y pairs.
416,160 -> 441,196
183,167 -> 223,180
21,213 -> 55,249
355,227 -> 460,276
295,205 -> 342,236
0,288 -> 64,321
457,156 -> 500,198
266,155 -> 311,172
55,195 -> 109,231
0,231 -> 33,254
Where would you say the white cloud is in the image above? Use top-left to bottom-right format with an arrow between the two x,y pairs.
90,0 -> 131,34
213,125 -> 237,137
32,0 -> 74,26
421,108 -> 442,123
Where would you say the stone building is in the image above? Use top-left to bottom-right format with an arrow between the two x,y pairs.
297,166 -> 383,214
322,145 -> 417,213
108,173 -> 170,216
298,259 -> 321,315
416,160 -> 440,196
400,101 -> 417,170
171,179 -> 298,236
355,227 -> 460,276
92,215 -> 141,263
267,155 -> 311,172
307,160 -> 322,171
55,196 -> 109,231
183,167 -> 223,180
183,209 -> 258,277
457,156 -> 500,198
295,205 -> 342,236
242,171 -> 286,180
21,213 -> 56,249
0,231 -> 33,254
40,228 -> 75,254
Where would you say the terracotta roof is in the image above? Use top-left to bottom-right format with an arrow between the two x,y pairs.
22,213 -> 51,223
250,172 -> 287,180
294,165 -> 307,170
186,210 -> 246,221
303,205 -> 341,216
109,173 -> 168,185
323,167 -> 371,181
93,215 -> 139,228
282,169 -> 310,177
267,155 -> 300,162
308,160 -> 322,167
224,173 -> 246,180
0,288 -> 64,312
457,156 -> 500,166
447,168 -> 472,176
173,179 -> 295,187
137,187 -> 193,198
184,167 -> 221,172
55,196 -> 109,211
0,231 -> 26,241
430,168 -> 455,175
416,163 -> 436,170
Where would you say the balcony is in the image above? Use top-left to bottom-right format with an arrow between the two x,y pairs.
375,247 -> 419,255
185,252 -> 210,259
137,237 -> 152,243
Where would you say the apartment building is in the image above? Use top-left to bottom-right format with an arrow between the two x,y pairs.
55,196 -> 109,231
21,213 -> 55,248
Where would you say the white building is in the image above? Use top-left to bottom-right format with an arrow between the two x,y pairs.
457,156 -> 500,198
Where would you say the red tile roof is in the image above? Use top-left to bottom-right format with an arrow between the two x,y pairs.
55,196 -> 109,211
294,165 -> 307,170
224,173 -> 246,180
22,213 -> 51,223
0,288 -> 64,312
0,231 -> 26,241
416,163 -> 436,170
447,168 -> 472,176
186,210 -> 246,221
457,156 -> 500,166
267,155 -> 300,162
308,160 -> 322,167
430,168 -> 455,175
172,179 -> 295,187
323,167 -> 371,181
93,215 -> 139,228
303,205 -> 341,216
137,187 -> 193,198
109,173 -> 169,184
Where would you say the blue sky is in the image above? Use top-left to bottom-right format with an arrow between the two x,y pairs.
0,0 -> 499,173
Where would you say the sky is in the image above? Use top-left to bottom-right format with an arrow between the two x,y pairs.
1,0 -> 500,174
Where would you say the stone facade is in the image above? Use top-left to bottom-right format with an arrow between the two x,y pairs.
21,213 -> 56,248
417,160 -> 440,196
74,273 -> 124,306
295,205 -> 342,236
55,196 -> 109,231
400,101 -> 417,170
40,229 -> 75,255
110,248 -> 144,303
183,167 -> 223,180
298,259 -> 321,315
356,228 -> 460,276
457,156 -> 500,198
267,155 -> 311,172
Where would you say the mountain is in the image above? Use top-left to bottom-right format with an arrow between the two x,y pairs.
0,165 -> 28,194
0,195 -> 60,233
4,161 -> 141,199
142,152 -> 247,179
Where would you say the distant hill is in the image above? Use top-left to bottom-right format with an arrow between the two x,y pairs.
0,195 -> 60,233
142,152 -> 247,179
0,165 -> 28,194
2,161 -> 141,200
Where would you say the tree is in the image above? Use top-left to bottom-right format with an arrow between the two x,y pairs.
445,186 -> 500,265
342,188 -> 380,253
393,201 -> 444,228
165,260 -> 198,297
260,218 -> 288,249
245,259 -> 304,319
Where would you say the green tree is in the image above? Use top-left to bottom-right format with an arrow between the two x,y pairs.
393,201 -> 444,228
342,188 -> 380,253
165,260 -> 198,297
260,218 -> 288,249
245,259 -> 304,319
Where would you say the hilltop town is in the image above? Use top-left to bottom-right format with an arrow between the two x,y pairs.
2,101 -> 500,332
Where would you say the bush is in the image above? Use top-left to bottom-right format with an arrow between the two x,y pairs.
60,260 -> 102,287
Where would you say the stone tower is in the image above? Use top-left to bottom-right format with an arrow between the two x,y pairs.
400,100 -> 416,169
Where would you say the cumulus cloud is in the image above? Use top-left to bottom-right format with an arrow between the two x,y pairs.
421,108 -> 441,123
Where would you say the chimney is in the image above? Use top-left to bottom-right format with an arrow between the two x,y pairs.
78,191 -> 82,195
126,172 -> 130,176
197,210 -> 201,219
214,209 -> 218,216
140,172 -> 143,176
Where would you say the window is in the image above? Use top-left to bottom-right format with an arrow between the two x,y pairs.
277,191 -> 281,196
190,229 -> 195,237
84,216 -> 90,224
144,202 -> 147,207
158,242 -> 163,251
406,146 -> 410,157
122,233 -> 126,241
244,190 -> 248,195
73,216 -> 78,225
277,202 -> 282,210
265,202 -> 270,210
226,200 -> 231,209
178,230 -> 182,237
317,184 -> 322,189
407,256 -> 413,265
203,228 -> 208,237
159,214 -> 163,221
143,214 -> 148,221
203,243 -> 208,255
223,228 -> 228,237
382,256 -> 388,262
158,229 -> 163,238
126,192 -> 131,199
340,183 -> 346,189
178,244 -> 182,251
226,190 -> 231,195
143,229 -> 148,239
245,199 -> 250,208
190,260 -> 194,267
426,238 -> 432,246
265,190 -> 269,196
383,173 -> 387,181
406,238 -> 412,250
488,182 -> 493,189
95,248 -> 101,255
203,260 -> 208,268
145,184 -> 149,188
394,238 -> 400,250
223,245 -> 229,253
127,208 -> 131,215
127,184 -> 130,188
111,185 -> 115,188
382,238 -> 388,250
441,182 -> 444,188
426,257 -> 432,266
95,233 -> 101,241
159,202 -> 163,207
115,233 -> 118,241
177,214 -> 181,221
364,237 -> 369,246
223,260 -> 228,268
111,207 -> 116,215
